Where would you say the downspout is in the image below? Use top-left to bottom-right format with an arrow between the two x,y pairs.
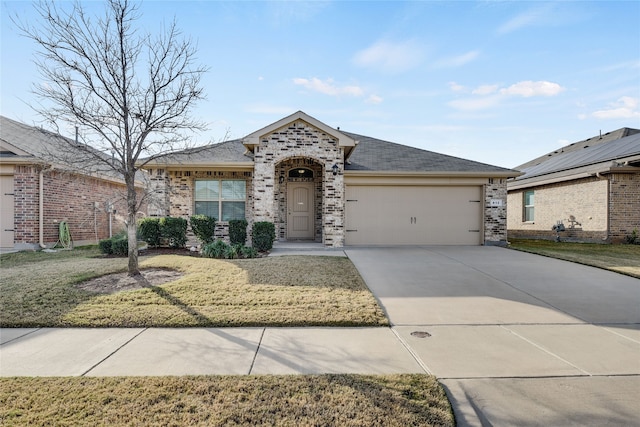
39,168 -> 46,248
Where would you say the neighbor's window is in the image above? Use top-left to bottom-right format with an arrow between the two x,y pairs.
194,180 -> 246,221
523,190 -> 535,222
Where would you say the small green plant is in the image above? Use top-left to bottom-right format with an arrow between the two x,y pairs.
228,219 -> 248,246
138,217 -> 161,247
98,238 -> 112,254
241,245 -> 258,259
625,228 -> 639,245
224,244 -> 240,259
190,215 -> 216,244
202,239 -> 229,259
160,217 -> 188,248
252,221 -> 276,252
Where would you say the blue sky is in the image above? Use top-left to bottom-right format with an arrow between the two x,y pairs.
2,1 -> 639,168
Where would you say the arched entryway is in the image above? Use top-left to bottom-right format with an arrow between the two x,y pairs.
275,158 -> 323,241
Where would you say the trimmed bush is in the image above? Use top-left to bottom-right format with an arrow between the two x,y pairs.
98,236 -> 128,256
138,217 -> 161,248
252,221 -> 276,252
202,239 -> 229,259
190,215 -> 216,244
228,219 -> 248,246
160,217 -> 188,248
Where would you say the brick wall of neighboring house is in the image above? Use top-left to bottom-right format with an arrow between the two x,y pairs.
13,165 -> 142,249
507,177 -> 609,242
253,119 -> 344,247
164,169 -> 254,245
484,178 -> 509,245
608,171 -> 640,242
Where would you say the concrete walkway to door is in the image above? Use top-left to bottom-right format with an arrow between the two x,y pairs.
345,246 -> 640,427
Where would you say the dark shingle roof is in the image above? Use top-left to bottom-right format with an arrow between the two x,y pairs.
342,132 -> 517,174
514,130 -> 640,181
515,127 -> 640,171
149,138 -> 253,165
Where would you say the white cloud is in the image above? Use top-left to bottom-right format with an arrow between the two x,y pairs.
448,96 -> 502,111
472,84 -> 499,96
293,77 -> 364,97
592,96 -> 640,119
434,50 -> 480,68
365,94 -> 383,105
352,40 -> 425,73
497,4 -> 555,34
448,82 -> 465,92
500,81 -> 565,97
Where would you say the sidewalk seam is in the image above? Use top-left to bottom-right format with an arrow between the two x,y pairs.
248,327 -> 266,375
80,328 -> 148,376
500,325 -> 592,376
390,327 -> 433,375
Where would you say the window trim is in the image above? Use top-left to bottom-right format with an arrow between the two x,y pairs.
523,190 -> 535,222
194,179 -> 246,221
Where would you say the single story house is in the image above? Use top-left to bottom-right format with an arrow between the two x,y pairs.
144,111 -> 519,247
507,128 -> 640,243
0,115 -> 145,250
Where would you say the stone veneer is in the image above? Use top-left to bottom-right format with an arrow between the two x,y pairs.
252,119 -> 345,247
484,178 -> 509,246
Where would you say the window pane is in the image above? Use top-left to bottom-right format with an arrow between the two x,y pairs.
524,206 -> 534,222
222,201 -> 245,221
195,180 -> 219,200
222,180 -> 246,200
524,191 -> 534,206
195,201 -> 219,218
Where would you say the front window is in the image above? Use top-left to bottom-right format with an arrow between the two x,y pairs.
194,180 -> 246,221
523,190 -> 534,222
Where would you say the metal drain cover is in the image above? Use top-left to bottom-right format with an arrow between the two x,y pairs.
410,331 -> 431,338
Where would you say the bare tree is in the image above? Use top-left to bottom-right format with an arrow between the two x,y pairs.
15,0 -> 207,275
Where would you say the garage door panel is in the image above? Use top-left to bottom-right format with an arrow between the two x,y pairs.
345,186 -> 482,245
1,175 -> 15,248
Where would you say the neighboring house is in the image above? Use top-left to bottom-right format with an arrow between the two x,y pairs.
0,116 -> 146,250
144,111 -> 519,247
507,128 -> 640,243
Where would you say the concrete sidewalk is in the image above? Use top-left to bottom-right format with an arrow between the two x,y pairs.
0,327 -> 423,377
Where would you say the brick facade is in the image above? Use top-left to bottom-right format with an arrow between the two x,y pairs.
12,165 -> 134,249
253,119 -> 344,247
484,178 -> 508,245
507,173 -> 639,243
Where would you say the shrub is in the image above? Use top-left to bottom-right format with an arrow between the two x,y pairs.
251,221 -> 276,252
190,215 -> 216,244
98,238 -> 113,254
98,235 -> 128,256
225,244 -> 240,259
625,228 -> 639,245
202,239 -> 229,259
228,219 -> 248,246
240,245 -> 258,259
138,217 -> 161,248
160,217 -> 188,248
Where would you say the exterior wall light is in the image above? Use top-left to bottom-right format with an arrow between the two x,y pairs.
331,164 -> 339,175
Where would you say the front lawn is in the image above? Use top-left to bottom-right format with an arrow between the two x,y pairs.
0,249 -> 388,327
509,239 -> 640,278
0,374 -> 454,426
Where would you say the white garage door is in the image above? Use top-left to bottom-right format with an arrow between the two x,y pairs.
345,186 -> 483,245
1,175 -> 14,249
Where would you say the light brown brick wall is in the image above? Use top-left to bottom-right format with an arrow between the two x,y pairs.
609,172 -> 640,242
507,177 -> 610,242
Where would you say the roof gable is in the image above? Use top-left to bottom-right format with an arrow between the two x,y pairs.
242,111 -> 357,157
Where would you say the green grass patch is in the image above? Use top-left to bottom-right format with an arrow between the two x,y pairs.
509,239 -> 640,278
0,250 -> 388,327
0,375 -> 454,426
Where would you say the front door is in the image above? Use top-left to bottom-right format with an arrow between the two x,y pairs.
287,182 -> 314,239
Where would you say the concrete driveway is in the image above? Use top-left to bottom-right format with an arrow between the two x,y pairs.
346,246 -> 640,427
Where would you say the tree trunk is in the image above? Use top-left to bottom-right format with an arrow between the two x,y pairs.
126,177 -> 140,277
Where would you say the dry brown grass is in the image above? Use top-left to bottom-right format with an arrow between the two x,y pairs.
509,239 -> 640,278
0,250 -> 387,327
0,375 -> 454,426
